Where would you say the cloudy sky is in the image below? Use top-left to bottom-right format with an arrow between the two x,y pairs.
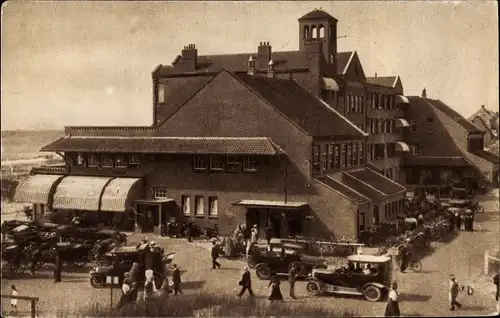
1,1 -> 498,130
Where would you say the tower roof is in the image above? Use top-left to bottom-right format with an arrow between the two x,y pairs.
299,9 -> 337,22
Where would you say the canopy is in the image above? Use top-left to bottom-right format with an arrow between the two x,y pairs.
396,95 -> 409,104
321,77 -> 340,91
100,178 -> 142,212
395,118 -> 410,128
395,141 -> 410,152
232,200 -> 308,209
14,174 -> 64,204
53,176 -> 112,211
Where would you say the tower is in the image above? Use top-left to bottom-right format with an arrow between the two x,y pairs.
298,9 -> 338,71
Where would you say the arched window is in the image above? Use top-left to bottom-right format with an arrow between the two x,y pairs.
312,26 -> 317,39
303,25 -> 309,39
319,25 -> 325,38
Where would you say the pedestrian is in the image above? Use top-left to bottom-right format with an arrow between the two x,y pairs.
143,279 -> 155,301
268,274 -> 284,303
129,282 -> 138,304
30,248 -> 40,277
237,267 -> 254,297
117,283 -> 131,309
10,285 -> 18,315
172,264 -> 183,295
454,211 -> 461,231
384,281 -> 401,317
186,221 -> 193,242
265,221 -> 274,245
54,253 -> 62,283
211,241 -> 221,269
251,224 -> 259,243
288,263 -> 298,299
493,272 -> 499,301
417,212 -> 424,226
399,243 -> 408,273
449,274 -> 462,311
159,276 -> 171,297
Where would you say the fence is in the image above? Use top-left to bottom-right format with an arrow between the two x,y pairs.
280,238 -> 364,257
484,250 -> 500,275
1,294 -> 39,318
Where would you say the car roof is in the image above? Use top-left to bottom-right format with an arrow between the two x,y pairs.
347,254 -> 391,263
112,246 -> 138,253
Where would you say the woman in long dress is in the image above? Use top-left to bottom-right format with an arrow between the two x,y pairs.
384,281 -> 401,317
268,274 -> 284,303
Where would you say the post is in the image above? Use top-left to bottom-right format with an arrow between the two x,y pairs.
485,250 -> 489,275
31,300 -> 36,318
284,160 -> 288,204
110,281 -> 113,316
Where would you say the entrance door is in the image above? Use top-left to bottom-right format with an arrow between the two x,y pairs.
287,218 -> 302,237
246,209 -> 260,229
270,214 -> 282,238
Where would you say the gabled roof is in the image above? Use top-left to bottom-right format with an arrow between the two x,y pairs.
317,175 -> 369,203
366,76 -> 398,88
298,9 -> 337,21
425,99 -> 483,134
345,168 -> 406,196
156,51 -> 353,77
232,73 -> 365,137
468,105 -> 498,123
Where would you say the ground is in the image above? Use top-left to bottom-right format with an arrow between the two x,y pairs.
1,191 -> 499,317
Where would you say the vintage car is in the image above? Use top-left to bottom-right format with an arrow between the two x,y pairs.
89,244 -> 175,289
250,239 -> 327,280
305,254 -> 392,302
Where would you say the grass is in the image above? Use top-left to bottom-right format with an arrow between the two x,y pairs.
70,293 -> 358,317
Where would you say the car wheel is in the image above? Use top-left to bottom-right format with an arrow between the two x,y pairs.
363,285 -> 382,302
90,275 -> 104,289
255,264 -> 271,280
247,257 -> 257,269
306,280 -> 321,296
477,206 -> 484,213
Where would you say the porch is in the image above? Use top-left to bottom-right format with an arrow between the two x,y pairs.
133,198 -> 178,235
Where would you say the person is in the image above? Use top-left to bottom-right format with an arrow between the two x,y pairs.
455,211 -> 461,231
172,264 -> 183,295
399,244 -> 408,273
268,274 -> 284,303
384,281 -> 401,317
159,277 -> 171,297
288,263 -> 298,299
30,248 -> 40,277
449,275 -> 462,310
54,252 -> 62,283
493,272 -> 499,301
211,241 -> 221,269
186,221 -> 192,242
117,283 -> 131,309
143,279 -> 155,301
10,285 -> 18,315
363,264 -> 372,275
129,282 -> 138,304
251,224 -> 259,243
237,267 -> 254,297
417,212 -> 424,226
265,221 -> 274,245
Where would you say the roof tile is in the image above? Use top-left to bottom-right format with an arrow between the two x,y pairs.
345,168 -> 406,196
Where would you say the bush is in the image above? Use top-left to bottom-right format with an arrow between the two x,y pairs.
75,293 -> 357,317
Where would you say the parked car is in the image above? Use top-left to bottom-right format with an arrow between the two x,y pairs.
250,239 -> 327,280
305,254 -> 392,302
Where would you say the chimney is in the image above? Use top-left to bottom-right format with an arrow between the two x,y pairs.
180,44 -> 198,72
481,105 -> 486,110
421,87 -> 427,99
267,60 -> 275,79
257,42 -> 271,69
247,56 -> 256,76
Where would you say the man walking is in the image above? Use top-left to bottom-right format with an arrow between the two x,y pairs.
237,267 -> 254,297
172,264 -> 183,295
288,263 -> 298,299
493,272 -> 499,301
449,275 -> 462,311
211,241 -> 221,269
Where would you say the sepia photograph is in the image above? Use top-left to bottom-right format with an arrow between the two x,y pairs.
1,1 -> 499,317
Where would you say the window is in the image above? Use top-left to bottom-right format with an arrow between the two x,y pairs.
102,154 -> 113,168
322,145 -> 327,171
210,155 -> 225,172
76,153 -> 86,166
381,119 -> 386,133
426,118 -> 434,133
341,144 -> 346,168
88,154 -> 99,167
128,154 -> 140,166
353,143 -> 358,166
411,143 -> 420,155
321,89 -> 328,101
327,144 -> 334,169
378,94 -> 383,109
157,83 -> 165,104
194,155 -> 208,171
359,143 -> 365,164
181,195 -> 191,215
208,196 -> 218,217
347,144 -> 352,167
410,121 -> 417,132
333,145 -> 340,169
243,156 -> 258,172
154,188 -> 167,198
115,155 -> 126,168
226,155 -> 242,173
312,145 -> 320,171
195,196 -> 204,217
371,93 -> 376,109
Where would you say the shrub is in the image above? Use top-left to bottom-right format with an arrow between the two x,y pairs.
75,293 -> 357,317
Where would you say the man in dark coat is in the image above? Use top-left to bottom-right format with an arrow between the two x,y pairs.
30,248 -> 40,277
399,244 -> 408,273
172,264 -> 183,295
237,267 -> 254,297
186,222 -> 193,242
493,272 -> 499,301
288,263 -> 298,299
53,252 -> 62,283
211,241 -> 221,269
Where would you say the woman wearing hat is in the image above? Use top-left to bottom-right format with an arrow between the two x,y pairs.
268,273 -> 284,303
384,281 -> 401,317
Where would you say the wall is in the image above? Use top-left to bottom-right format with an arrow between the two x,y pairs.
471,117 -> 492,147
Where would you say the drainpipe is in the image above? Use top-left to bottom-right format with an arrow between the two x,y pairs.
284,159 -> 288,204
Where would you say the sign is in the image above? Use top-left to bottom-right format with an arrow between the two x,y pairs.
106,276 -> 119,284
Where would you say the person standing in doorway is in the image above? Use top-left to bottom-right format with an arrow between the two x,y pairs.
172,264 -> 183,295
288,263 -> 298,299
449,275 -> 462,310
211,241 -> 221,269
265,220 -> 274,245
237,267 -> 254,298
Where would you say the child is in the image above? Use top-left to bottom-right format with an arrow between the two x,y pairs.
10,285 -> 18,314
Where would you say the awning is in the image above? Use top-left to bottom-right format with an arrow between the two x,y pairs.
232,200 -> 307,209
14,174 -> 64,204
53,176 -> 112,211
395,141 -> 410,152
395,118 -> 410,128
321,77 -> 340,91
135,198 -> 175,205
100,178 -> 142,212
396,95 -> 409,104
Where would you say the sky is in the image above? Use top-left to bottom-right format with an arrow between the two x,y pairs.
1,1 -> 498,131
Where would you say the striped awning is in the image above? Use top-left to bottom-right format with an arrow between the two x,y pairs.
14,174 -> 64,204
100,178 -> 142,212
395,141 -> 410,152
396,95 -> 409,104
395,118 -> 410,128
321,77 -> 340,91
53,176 -> 112,211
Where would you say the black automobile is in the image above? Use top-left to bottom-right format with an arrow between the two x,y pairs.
250,239 -> 327,280
305,254 -> 392,302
